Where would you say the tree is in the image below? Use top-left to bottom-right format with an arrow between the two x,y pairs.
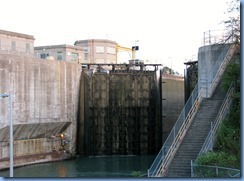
161,66 -> 175,74
223,0 -> 240,43
194,0 -> 241,174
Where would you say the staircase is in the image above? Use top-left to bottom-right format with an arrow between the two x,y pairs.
165,81 -> 226,177
147,43 -> 238,177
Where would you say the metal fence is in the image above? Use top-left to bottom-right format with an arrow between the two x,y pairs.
203,29 -> 234,46
191,161 -> 240,178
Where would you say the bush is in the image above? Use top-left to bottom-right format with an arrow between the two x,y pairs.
196,151 -> 239,168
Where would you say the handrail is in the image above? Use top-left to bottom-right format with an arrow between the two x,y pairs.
198,82 -> 234,155
203,29 -> 235,46
148,43 -> 237,177
148,83 -> 203,177
191,161 -> 240,177
208,43 -> 237,98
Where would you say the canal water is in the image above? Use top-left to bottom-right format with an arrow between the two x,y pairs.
0,155 -> 156,178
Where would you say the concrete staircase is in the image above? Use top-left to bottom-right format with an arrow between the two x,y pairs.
165,81 -> 226,177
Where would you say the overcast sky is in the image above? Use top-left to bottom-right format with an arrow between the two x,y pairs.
0,0 -> 229,74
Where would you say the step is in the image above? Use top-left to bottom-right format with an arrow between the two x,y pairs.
163,74 -> 228,178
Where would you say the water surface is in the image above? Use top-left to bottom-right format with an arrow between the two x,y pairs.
0,155 -> 155,177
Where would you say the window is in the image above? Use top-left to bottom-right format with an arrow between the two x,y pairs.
84,47 -> 88,53
57,52 -> 63,60
40,53 -> 49,59
26,43 -> 30,53
71,52 -> 78,61
11,41 -> 16,50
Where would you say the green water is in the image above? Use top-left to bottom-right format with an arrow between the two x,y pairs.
0,155 -> 155,178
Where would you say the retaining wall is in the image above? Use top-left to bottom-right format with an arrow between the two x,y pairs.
0,53 -> 81,169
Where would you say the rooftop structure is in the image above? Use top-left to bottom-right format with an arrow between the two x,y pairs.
34,44 -> 84,63
74,39 -> 117,64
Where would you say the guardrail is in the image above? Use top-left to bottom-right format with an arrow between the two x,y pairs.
148,83 -> 203,177
203,29 -> 234,46
148,43 -> 237,177
191,161 -> 240,177
198,82 -> 234,155
208,43 -> 238,98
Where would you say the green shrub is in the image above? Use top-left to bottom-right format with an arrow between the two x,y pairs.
196,151 -> 239,168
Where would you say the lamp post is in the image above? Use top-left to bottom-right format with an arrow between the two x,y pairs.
0,93 -> 13,177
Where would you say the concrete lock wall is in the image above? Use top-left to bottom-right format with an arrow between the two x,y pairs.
198,44 -> 231,97
161,74 -> 184,143
0,53 -> 81,168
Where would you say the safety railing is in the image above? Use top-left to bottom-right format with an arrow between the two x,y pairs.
198,82 -> 234,155
148,83 -> 203,177
191,161 -> 240,178
148,43 -> 237,177
203,29 -> 234,46
208,43 -> 238,98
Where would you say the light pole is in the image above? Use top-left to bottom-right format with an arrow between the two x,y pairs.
0,93 -> 13,177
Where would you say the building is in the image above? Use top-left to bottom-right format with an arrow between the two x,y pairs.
0,29 -> 35,55
74,39 -> 117,64
34,44 -> 84,63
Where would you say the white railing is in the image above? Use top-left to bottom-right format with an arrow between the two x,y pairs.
208,43 -> 238,98
203,29 -> 234,46
191,161 -> 240,178
148,83 -> 203,177
148,43 -> 237,177
198,83 -> 234,155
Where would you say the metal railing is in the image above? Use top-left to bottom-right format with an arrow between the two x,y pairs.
198,83 -> 235,155
148,83 -> 203,177
191,83 -> 237,178
148,43 -> 237,177
191,161 -> 240,177
191,161 -> 240,178
203,29 -> 234,46
208,43 -> 238,98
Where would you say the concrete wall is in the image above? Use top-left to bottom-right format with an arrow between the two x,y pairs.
161,74 -> 184,143
0,53 -> 82,168
198,44 -> 231,98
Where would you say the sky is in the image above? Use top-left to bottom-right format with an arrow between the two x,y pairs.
0,0 -> 230,75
